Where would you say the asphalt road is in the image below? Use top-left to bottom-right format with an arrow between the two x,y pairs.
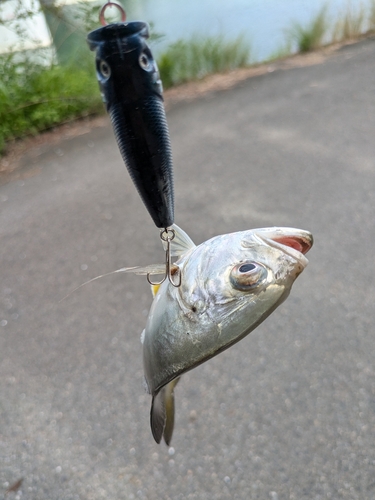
1,38 -> 375,500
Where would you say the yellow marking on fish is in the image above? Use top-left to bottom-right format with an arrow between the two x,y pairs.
150,265 -> 180,297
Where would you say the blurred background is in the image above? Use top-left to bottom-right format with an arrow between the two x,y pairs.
1,0 -> 375,153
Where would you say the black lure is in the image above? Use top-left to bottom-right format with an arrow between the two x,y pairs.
87,22 -> 174,229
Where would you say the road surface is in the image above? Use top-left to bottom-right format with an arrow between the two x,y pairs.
1,38 -> 375,499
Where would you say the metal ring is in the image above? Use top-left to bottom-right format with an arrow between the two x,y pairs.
160,228 -> 175,242
99,2 -> 126,26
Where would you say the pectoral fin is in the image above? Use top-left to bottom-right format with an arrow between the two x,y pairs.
150,378 -> 180,445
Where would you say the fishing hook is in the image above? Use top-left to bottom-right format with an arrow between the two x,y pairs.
99,1 -> 126,26
147,229 -> 181,288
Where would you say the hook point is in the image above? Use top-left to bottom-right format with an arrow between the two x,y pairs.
147,228 -> 181,288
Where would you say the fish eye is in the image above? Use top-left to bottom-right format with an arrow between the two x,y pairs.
139,52 -> 152,71
99,60 -> 111,78
230,262 -> 267,291
239,263 -> 256,273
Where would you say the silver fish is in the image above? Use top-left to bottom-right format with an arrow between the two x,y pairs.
130,224 -> 313,445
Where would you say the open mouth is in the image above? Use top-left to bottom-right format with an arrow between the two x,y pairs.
255,228 -> 313,267
270,234 -> 312,255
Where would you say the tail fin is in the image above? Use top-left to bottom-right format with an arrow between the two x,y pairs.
150,378 -> 180,445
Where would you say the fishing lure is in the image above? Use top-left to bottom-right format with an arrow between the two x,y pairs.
87,8 -> 174,230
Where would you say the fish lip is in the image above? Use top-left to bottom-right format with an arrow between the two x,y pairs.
255,228 -> 313,268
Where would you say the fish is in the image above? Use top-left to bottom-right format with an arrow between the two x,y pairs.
87,22 -> 174,229
129,224 -> 313,445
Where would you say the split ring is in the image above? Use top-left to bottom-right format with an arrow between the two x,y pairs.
99,2 -> 126,26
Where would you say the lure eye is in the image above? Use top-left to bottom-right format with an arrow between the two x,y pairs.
139,52 -> 152,71
230,262 -> 267,291
99,60 -> 111,78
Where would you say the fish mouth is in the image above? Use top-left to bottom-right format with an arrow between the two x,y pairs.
255,227 -> 313,268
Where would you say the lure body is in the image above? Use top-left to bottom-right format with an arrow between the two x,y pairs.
87,22 -> 174,228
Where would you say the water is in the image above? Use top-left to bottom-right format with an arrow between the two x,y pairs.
125,0 -> 374,62
2,0 -> 372,61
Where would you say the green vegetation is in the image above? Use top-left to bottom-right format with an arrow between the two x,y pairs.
267,43 -> 293,62
370,0 -> 375,31
1,0 -> 375,155
0,54 -> 102,153
287,2 -> 375,54
0,0 -> 103,152
333,4 -> 366,41
0,30 -> 251,154
286,6 -> 328,53
158,35 -> 250,88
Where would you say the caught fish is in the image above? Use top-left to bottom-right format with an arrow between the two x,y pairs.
128,224 -> 313,444
87,22 -> 174,228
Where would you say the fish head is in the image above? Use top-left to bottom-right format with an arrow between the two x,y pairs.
87,22 -> 163,106
143,226 -> 313,395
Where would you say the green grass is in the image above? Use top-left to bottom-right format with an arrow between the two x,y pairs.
285,2 -> 375,54
333,3 -> 366,41
370,0 -> 375,31
0,34 -> 250,154
286,6 -> 328,53
0,53 -> 103,154
267,43 -> 292,62
158,35 -> 250,88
